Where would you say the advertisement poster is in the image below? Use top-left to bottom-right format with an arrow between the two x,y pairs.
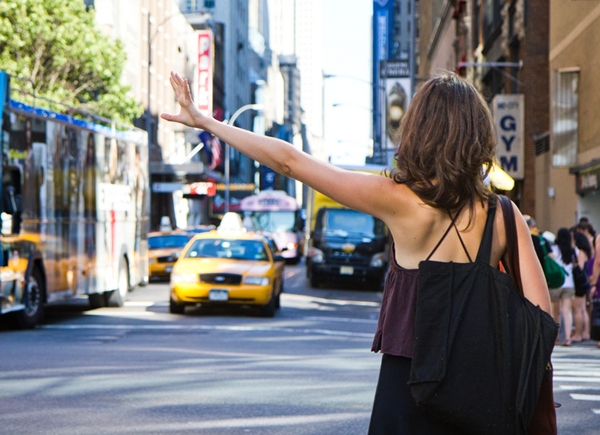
493,94 -> 524,180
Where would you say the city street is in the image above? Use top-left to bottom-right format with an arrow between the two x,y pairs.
0,262 -> 599,434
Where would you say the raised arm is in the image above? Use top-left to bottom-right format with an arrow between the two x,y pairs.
160,72 -> 407,220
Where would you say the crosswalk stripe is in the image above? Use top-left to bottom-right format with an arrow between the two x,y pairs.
570,393 -> 600,401
559,385 -> 600,391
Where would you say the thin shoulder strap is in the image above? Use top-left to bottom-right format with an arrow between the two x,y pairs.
425,207 -> 466,261
498,195 -> 523,295
452,222 -> 473,262
474,195 -> 498,265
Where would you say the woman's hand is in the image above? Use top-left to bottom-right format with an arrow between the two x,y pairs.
160,72 -> 208,128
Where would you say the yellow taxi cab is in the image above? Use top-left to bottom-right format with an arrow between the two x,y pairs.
148,231 -> 193,280
169,213 -> 285,317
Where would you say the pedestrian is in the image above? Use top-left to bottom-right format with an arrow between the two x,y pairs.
161,71 -> 553,433
577,222 -> 599,343
524,214 -> 545,266
549,228 -> 577,346
572,231 -> 591,342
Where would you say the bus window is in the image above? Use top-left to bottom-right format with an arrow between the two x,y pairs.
2,166 -> 23,234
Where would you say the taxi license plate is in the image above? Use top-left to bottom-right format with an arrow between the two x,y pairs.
209,289 -> 229,301
340,266 -> 354,275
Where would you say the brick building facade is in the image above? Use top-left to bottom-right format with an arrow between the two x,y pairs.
416,0 -> 549,218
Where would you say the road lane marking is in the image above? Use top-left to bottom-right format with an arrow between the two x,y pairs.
593,409 -> 600,415
91,412 -> 371,432
570,394 -> 600,402
40,323 -> 374,338
304,316 -> 378,324
559,385 -> 600,391
85,311 -> 156,317
282,293 -> 380,307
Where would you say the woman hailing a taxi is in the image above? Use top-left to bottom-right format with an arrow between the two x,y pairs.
161,71 -> 552,433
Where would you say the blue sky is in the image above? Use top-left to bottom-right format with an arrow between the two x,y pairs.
322,0 -> 373,164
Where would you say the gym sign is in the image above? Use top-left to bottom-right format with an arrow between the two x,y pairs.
493,94 -> 524,180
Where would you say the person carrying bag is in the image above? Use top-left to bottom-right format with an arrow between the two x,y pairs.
161,71 -> 558,434
408,195 -> 558,435
540,236 -> 567,289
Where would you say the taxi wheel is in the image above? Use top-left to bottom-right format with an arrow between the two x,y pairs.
259,289 -> 277,317
169,299 -> 185,315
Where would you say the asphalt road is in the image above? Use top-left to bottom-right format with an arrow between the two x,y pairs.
1,263 -> 599,434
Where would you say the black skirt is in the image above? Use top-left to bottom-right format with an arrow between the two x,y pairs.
368,354 -> 463,435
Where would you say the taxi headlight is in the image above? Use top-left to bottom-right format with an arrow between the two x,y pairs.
286,242 -> 297,250
309,248 -> 324,263
170,273 -> 197,283
244,276 -> 269,286
370,252 -> 387,268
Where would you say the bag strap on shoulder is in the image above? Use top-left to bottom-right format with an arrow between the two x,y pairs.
499,195 -> 524,296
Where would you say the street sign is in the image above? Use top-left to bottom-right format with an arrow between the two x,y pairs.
493,94 -> 525,180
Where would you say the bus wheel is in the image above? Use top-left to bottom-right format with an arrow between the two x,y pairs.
106,259 -> 129,307
88,293 -> 106,309
14,267 -> 45,329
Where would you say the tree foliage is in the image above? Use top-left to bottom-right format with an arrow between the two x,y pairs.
0,0 -> 143,124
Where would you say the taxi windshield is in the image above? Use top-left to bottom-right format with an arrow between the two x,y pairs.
185,239 -> 268,261
148,234 -> 190,249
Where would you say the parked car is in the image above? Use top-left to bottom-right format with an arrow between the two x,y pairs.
169,213 -> 285,317
148,231 -> 193,280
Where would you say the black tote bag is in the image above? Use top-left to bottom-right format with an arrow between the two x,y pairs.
408,195 -> 559,435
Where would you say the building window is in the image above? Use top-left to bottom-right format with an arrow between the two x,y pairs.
483,0 -> 502,45
552,70 -> 579,167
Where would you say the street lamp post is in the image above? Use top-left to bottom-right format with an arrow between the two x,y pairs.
222,103 -> 264,213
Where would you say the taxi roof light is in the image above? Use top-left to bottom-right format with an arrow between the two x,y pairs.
217,212 -> 247,234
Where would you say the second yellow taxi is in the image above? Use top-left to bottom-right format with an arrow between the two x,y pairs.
169,213 -> 285,317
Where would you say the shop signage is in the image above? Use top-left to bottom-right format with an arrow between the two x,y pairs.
493,94 -> 524,180
152,182 -> 216,197
197,30 -> 213,117
185,181 -> 216,197
576,166 -> 600,195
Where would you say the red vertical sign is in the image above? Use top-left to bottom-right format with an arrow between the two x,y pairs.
197,30 -> 213,117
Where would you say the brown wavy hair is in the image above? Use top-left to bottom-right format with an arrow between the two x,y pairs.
390,73 -> 496,214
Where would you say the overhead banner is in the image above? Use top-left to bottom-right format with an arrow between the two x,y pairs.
197,30 -> 213,117
381,60 -> 411,151
493,94 -> 524,180
372,0 -> 394,162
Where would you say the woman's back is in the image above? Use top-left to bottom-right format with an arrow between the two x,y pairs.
384,185 -> 506,269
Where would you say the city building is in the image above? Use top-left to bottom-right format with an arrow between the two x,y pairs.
416,0 -> 548,219
90,0 -> 203,230
268,0 -> 323,158
546,1 -> 600,232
